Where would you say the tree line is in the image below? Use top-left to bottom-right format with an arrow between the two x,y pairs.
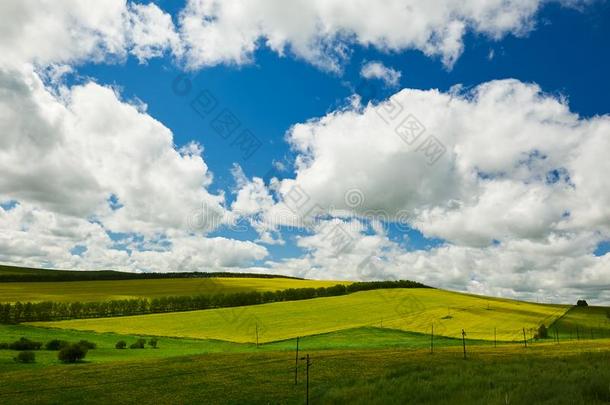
0,264 -> 302,282
0,280 -> 428,323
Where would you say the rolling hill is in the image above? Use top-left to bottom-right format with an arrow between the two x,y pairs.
0,277 -> 348,303
31,288 -> 569,342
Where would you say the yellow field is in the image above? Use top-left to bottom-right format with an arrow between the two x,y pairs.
0,277 -> 348,303
32,288 -> 569,343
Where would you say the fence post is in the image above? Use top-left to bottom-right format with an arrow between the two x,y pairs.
523,328 -> 528,348
294,336 -> 299,385
462,329 -> 467,359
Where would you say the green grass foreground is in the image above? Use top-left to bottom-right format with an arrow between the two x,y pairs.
0,323 -> 483,368
0,341 -> 609,404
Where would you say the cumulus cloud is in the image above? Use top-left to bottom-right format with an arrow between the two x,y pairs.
0,65 -> 267,272
360,61 -> 401,87
0,0 -> 588,72
177,0 -> 583,71
0,0 -> 180,68
235,79 -> 610,302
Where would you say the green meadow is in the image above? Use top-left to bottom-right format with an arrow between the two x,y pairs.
2,266 -> 609,404
1,339 -> 609,404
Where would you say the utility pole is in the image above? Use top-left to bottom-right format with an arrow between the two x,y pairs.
300,354 -> 312,405
523,328 -> 528,348
294,336 -> 299,385
462,329 -> 467,359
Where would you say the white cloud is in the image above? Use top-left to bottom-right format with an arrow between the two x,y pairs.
0,201 -> 268,273
0,1 -> 588,73
0,65 -> 267,271
177,0 -> 583,71
0,1 -> 180,68
235,78 -> 610,302
360,61 -> 401,87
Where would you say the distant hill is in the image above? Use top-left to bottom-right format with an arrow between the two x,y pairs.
0,264 -> 302,283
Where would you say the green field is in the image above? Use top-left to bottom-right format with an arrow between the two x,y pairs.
551,306 -> 610,339
31,288 -> 569,342
0,277 -> 347,303
1,340 -> 609,404
0,323 -> 481,369
3,264 -> 609,404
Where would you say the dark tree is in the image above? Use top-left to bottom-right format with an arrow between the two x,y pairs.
10,337 -> 42,351
15,351 -> 35,363
537,324 -> 548,339
58,344 -> 88,363
45,339 -> 69,351
130,338 -> 146,349
576,300 -> 588,307
148,338 -> 158,349
115,340 -> 127,349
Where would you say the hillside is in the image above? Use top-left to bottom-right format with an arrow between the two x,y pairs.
0,264 -> 302,283
31,288 -> 569,342
0,277 -> 349,303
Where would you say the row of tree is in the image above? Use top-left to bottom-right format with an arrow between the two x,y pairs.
0,280 -> 428,323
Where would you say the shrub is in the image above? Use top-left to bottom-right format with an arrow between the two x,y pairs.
45,339 -> 69,351
58,344 -> 88,363
148,338 -> 158,349
0,342 -> 9,350
10,337 -> 42,351
537,324 -> 548,339
115,340 -> 127,349
77,340 -> 97,350
577,300 -> 588,307
15,351 -> 35,363
130,338 -> 146,349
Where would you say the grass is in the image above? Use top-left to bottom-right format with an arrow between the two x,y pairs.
0,277 -> 348,303
550,306 -> 610,340
0,323 -> 253,370
31,288 -> 569,342
1,341 -> 609,404
0,323 -> 489,371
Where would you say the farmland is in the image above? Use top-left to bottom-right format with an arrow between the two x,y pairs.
0,277 -> 348,303
31,288 -> 569,342
1,340 -> 609,404
1,266 -> 609,404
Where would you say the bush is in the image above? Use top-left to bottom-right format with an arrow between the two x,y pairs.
577,300 -> 588,307
10,337 -> 42,351
77,340 -> 97,350
15,351 -> 35,363
130,338 -> 146,349
58,344 -> 88,363
148,338 -> 158,349
115,340 -> 127,349
45,339 -> 69,351
0,342 -> 9,350
537,324 -> 548,339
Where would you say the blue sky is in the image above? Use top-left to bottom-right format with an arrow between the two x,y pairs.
71,0 -> 610,255
2,0 -> 610,302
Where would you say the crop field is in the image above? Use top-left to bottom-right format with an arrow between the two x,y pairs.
1,339 -> 610,404
0,277 -> 348,303
31,288 -> 570,342
551,306 -> 610,339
